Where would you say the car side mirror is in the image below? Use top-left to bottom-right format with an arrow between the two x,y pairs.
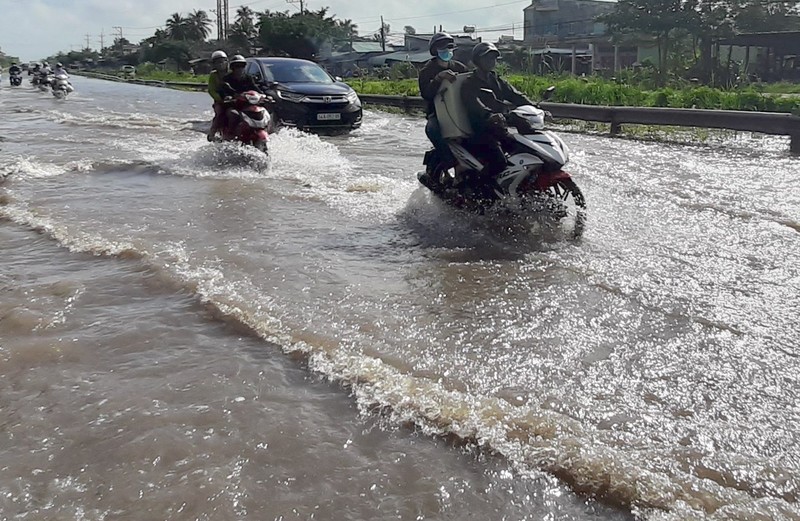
335,76 -> 343,82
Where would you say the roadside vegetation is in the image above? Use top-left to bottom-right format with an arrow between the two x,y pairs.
347,74 -> 800,114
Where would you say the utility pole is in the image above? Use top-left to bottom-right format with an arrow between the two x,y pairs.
287,0 -> 305,15
113,26 -> 123,42
85,33 -> 92,50
215,0 -> 230,40
380,15 -> 386,52
99,29 -> 105,52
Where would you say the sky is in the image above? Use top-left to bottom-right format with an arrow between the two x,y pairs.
0,0 -> 533,62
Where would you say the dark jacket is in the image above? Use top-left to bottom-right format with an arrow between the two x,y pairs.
219,72 -> 262,98
9,65 -> 22,74
418,58 -> 468,116
461,70 -> 533,137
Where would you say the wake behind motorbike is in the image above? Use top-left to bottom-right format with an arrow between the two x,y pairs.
218,90 -> 272,155
418,77 -> 586,237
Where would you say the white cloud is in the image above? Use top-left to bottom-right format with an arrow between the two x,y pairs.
0,0 -> 528,61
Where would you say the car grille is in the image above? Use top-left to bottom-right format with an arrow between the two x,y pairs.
303,95 -> 349,104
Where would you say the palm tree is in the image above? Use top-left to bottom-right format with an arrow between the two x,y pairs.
187,9 -> 212,41
166,13 -> 188,40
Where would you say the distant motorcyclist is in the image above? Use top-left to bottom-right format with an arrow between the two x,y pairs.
207,50 -> 229,141
461,42 -> 534,182
418,32 -> 468,186
38,62 -> 53,86
218,55 -> 265,139
9,63 -> 22,75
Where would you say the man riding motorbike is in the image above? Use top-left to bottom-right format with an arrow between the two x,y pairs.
418,32 -> 468,189
217,55 -> 265,140
8,63 -> 22,76
460,42 -> 534,185
207,50 -> 229,141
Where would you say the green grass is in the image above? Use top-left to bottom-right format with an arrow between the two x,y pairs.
347,74 -> 800,114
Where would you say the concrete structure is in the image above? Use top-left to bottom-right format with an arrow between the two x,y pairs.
522,0 -> 655,72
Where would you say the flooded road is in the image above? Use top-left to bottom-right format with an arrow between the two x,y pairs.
1,76 -> 799,520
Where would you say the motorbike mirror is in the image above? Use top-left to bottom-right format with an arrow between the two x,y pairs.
542,86 -> 556,100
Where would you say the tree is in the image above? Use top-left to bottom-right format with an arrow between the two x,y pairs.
599,0 -> 690,85
166,13 -> 188,40
734,0 -> 800,32
256,8 -> 354,59
229,6 -> 257,51
404,25 -> 416,35
186,9 -> 212,41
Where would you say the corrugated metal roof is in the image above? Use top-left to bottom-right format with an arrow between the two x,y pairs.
368,51 -> 432,65
350,42 -> 386,53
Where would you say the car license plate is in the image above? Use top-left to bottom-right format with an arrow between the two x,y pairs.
317,113 -> 341,121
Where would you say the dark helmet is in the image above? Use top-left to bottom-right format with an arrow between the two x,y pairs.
429,32 -> 455,56
471,42 -> 500,63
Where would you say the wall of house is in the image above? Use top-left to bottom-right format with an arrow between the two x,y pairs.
523,0 -> 614,42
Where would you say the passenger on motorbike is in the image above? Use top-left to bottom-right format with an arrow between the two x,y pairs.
218,55 -> 265,139
207,50 -> 228,141
461,42 -> 534,183
418,32 -> 468,185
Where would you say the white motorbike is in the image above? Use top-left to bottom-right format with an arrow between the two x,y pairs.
52,74 -> 74,99
419,76 -> 586,236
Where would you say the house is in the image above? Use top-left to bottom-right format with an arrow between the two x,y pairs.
718,31 -> 800,82
522,0 -> 656,72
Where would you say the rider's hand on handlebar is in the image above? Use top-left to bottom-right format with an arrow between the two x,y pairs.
436,70 -> 457,83
487,113 -> 506,128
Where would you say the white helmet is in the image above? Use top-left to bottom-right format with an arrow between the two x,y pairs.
229,55 -> 246,66
211,50 -> 228,60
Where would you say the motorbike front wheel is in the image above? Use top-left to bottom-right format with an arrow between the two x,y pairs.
528,177 -> 587,239
254,140 -> 268,156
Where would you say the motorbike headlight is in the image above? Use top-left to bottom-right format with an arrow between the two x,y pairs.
276,90 -> 306,103
346,90 -> 360,104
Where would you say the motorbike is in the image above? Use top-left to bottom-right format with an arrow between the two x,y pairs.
9,71 -> 23,86
219,90 -> 272,155
38,74 -> 53,92
52,74 -> 74,99
418,78 -> 586,237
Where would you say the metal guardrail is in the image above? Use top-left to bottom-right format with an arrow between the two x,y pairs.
359,94 -> 800,153
72,73 -> 800,153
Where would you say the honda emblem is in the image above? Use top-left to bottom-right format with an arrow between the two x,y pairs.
323,96 -> 332,103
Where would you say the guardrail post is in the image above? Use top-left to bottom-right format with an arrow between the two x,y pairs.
610,113 -> 622,136
791,133 -> 800,155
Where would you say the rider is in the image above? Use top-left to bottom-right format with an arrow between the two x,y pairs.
39,61 -> 52,85
207,50 -> 228,141
53,62 -> 68,77
218,55 -> 263,139
461,42 -> 533,183
8,62 -> 22,75
418,32 -> 468,184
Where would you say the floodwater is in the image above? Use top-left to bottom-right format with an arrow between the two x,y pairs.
1,76 -> 799,520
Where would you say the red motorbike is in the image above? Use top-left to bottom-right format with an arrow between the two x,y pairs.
221,90 -> 272,155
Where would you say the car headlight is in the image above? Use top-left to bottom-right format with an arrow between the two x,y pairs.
346,90 -> 360,104
276,90 -> 306,103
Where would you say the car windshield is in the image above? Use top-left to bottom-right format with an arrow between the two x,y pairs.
262,61 -> 333,84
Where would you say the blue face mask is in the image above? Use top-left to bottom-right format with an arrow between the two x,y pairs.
437,49 -> 454,62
